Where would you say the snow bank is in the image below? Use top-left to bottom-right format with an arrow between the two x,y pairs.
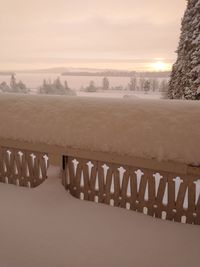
0,166 -> 199,267
0,93 -> 200,165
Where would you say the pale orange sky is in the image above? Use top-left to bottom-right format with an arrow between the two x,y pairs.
0,0 -> 186,71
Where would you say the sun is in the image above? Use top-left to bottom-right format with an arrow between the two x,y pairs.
150,61 -> 170,72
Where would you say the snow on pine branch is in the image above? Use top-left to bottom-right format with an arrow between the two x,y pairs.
0,93 -> 200,165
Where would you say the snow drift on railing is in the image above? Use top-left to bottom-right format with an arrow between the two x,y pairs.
0,93 -> 199,165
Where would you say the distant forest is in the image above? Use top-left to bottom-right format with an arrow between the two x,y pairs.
0,74 -> 168,95
62,71 -> 170,78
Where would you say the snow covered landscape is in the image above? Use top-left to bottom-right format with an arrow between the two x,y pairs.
1,93 -> 199,266
0,0 -> 200,266
0,72 -> 167,99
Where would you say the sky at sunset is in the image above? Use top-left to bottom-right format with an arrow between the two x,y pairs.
0,0 -> 187,71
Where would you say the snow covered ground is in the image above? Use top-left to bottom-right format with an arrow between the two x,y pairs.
0,94 -> 200,165
77,90 -> 163,99
0,166 -> 199,267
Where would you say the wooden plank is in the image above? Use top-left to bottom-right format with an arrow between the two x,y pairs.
97,162 -> 105,203
82,161 -> 90,200
88,160 -> 98,201
74,159 -> 82,198
174,179 -> 187,222
14,150 -> 23,186
25,151 -> 34,186
68,157 -> 76,196
0,147 -> 3,182
39,154 -> 48,181
120,169 -> 130,208
130,171 -> 138,211
62,156 -> 68,189
33,153 -> 40,187
113,165 -> 120,207
195,189 -> 200,225
166,174 -> 175,221
137,171 -> 148,212
3,148 -> 11,182
187,177 -> 196,224
147,171 -> 156,216
105,167 -> 113,205
155,175 -> 167,219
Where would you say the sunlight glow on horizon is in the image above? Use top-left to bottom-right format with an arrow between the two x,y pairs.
0,58 -> 173,72
148,61 -> 172,72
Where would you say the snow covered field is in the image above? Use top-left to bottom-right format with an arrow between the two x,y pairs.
77,90 -> 162,99
0,166 -> 199,267
0,94 -> 199,165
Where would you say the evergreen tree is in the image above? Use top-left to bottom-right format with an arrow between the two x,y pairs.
10,74 -> 17,90
151,79 -> 159,92
8,75 -> 29,93
0,81 -> 10,92
159,80 -> 168,92
39,79 -> 51,94
144,80 -> 151,93
139,77 -> 145,91
102,77 -> 109,90
168,0 -> 200,100
128,77 -> 137,91
85,81 -> 97,92
53,77 -> 65,94
64,81 -> 70,91
38,78 -> 76,95
17,80 -> 28,93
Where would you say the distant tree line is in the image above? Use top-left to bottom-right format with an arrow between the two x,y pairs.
0,75 -> 76,96
38,77 -> 76,96
0,75 -> 168,95
0,75 -> 29,93
83,77 -> 168,93
62,70 -> 170,78
84,77 -> 110,92
127,77 -> 168,92
62,71 -> 137,77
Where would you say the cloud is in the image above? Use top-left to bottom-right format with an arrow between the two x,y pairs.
0,0 -> 186,69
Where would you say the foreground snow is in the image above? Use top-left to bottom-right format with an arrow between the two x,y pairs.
0,166 -> 199,267
0,94 -> 200,165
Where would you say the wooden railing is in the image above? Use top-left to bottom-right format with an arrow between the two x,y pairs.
0,146 -> 48,187
0,138 -> 199,225
62,156 -> 200,225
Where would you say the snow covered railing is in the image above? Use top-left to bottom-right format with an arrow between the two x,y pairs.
0,94 -> 200,224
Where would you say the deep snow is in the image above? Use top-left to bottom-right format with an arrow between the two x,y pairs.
0,166 -> 199,267
0,94 -> 200,165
